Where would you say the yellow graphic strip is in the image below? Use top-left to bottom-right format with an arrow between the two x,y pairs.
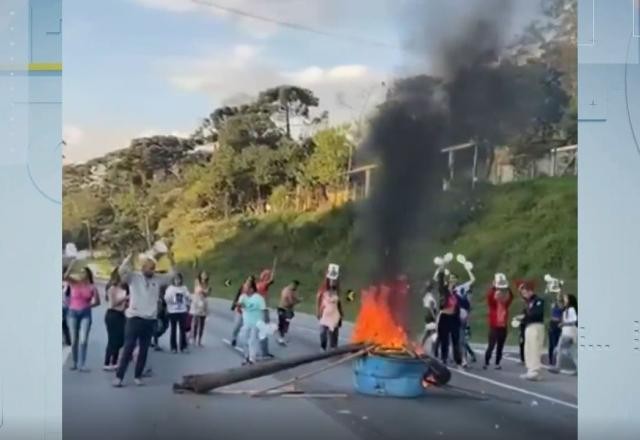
0,63 -> 63,72
28,63 -> 63,72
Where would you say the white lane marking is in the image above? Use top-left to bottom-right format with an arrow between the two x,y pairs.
472,349 -> 554,371
289,322 -> 575,409
451,368 -> 577,410
217,305 -> 575,409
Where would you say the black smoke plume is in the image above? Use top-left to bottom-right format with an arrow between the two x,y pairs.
361,0 -> 520,281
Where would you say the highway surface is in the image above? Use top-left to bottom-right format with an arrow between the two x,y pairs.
63,293 -> 577,440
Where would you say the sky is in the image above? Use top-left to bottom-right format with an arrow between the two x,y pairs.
63,0 -> 542,163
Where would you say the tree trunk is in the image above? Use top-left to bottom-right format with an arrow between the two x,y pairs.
174,343 -> 368,394
285,103 -> 291,139
144,213 -> 152,249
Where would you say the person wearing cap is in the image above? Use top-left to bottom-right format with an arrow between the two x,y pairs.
113,250 -> 176,387
517,280 -> 545,381
483,273 -> 514,370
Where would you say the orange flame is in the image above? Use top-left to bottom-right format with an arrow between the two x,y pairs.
351,283 -> 410,349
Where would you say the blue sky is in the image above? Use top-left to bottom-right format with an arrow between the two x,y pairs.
63,0 -> 541,163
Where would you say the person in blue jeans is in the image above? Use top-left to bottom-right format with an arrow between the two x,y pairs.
65,265 -> 101,371
545,275 -> 565,366
238,279 -> 265,365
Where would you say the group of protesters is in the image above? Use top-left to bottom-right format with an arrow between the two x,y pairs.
63,242 -> 576,386
63,245 -> 215,387
63,238 -> 347,382
421,253 -> 578,381
228,261 -> 344,365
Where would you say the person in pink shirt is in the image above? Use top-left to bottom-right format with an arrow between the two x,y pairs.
65,264 -> 101,372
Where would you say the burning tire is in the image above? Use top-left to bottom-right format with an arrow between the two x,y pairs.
421,358 -> 451,387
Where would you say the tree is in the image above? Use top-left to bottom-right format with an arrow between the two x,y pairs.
303,128 -> 351,200
509,0 -> 576,95
258,86 -> 319,138
212,105 -> 282,151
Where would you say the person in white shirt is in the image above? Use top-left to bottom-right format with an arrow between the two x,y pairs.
165,273 -> 191,353
550,293 -> 578,375
113,251 -> 176,387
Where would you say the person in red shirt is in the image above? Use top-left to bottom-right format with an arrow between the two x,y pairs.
483,273 -> 514,370
256,269 -> 274,297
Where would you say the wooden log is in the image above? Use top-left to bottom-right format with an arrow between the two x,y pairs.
251,347 -> 371,396
174,343 -> 369,394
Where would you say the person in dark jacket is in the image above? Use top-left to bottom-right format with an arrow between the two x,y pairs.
517,280 -> 545,381
434,268 -> 463,368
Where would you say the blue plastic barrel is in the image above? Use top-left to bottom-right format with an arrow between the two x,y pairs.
352,354 -> 427,398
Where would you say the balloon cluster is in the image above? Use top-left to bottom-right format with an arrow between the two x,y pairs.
433,252 -> 474,272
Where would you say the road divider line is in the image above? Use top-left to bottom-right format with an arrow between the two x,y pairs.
451,368 -> 577,410
471,349 -> 554,371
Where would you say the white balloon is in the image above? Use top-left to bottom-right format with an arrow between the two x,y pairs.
464,261 -> 474,271
444,252 -> 454,263
433,256 -> 443,266
456,254 -> 467,264
64,243 -> 78,258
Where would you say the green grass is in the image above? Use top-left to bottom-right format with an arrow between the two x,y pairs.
151,177 -> 578,345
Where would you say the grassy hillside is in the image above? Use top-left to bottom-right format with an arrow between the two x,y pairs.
169,177 -> 576,343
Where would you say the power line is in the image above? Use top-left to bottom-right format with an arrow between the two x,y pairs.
191,0 -> 401,50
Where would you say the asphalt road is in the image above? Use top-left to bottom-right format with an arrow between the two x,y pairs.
64,293 -> 577,440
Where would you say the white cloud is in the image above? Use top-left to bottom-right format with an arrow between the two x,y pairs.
134,0 -> 203,13
63,125 -> 84,146
136,128 -> 191,138
165,45 -> 389,126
